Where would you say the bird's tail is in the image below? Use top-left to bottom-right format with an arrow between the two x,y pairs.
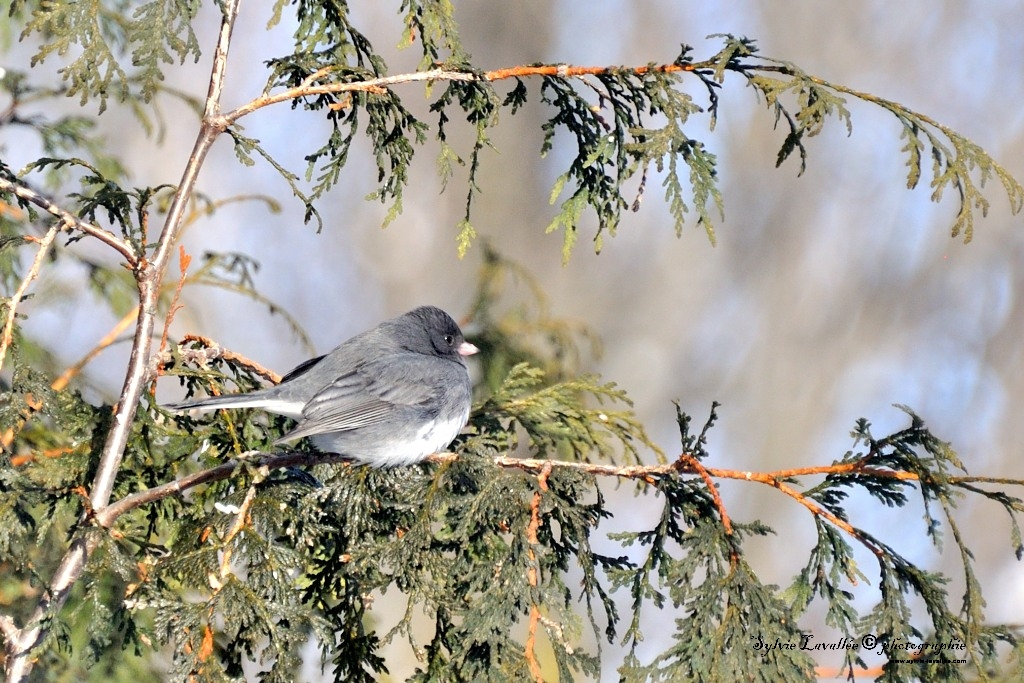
166,394 -> 277,413
166,391 -> 305,419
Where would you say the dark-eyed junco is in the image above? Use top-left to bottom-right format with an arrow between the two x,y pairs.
168,306 -> 478,467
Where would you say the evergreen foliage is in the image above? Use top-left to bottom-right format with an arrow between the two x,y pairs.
1,1 -> 1023,682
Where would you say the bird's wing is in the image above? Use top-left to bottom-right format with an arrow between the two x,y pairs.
278,354 -> 326,383
278,354 -> 458,442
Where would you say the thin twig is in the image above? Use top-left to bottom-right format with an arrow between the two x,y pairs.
221,69 -> 468,123
158,334 -> 283,384
524,462 -> 552,683
0,223 -> 61,374
489,455 -> 927,559
484,62 -> 701,82
0,178 -> 138,266
217,483 -> 260,580
3,305 -> 138,454
152,246 -> 192,393
771,478 -> 885,556
752,462 -> 921,481
52,305 -> 140,392
675,451 -> 733,536
95,450 -> 345,526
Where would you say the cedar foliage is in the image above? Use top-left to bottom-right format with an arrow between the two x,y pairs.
2,2 -> 1024,682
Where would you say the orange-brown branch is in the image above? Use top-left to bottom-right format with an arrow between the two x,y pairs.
488,454 -> 938,558
524,462 -> 552,683
173,335 -> 282,385
52,307 -> 140,393
154,247 -> 193,390
482,61 -> 699,82
223,60 -> 709,125
217,484 -> 260,581
770,477 -> 883,557
676,451 -> 734,536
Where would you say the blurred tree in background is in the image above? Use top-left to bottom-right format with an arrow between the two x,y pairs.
1,1 -> 1023,681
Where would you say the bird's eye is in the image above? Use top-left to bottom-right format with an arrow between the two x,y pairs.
443,334 -> 455,346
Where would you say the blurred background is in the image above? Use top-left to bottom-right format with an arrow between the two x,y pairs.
5,0 -> 1024,678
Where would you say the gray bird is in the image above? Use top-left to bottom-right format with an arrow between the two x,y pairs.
168,306 -> 478,467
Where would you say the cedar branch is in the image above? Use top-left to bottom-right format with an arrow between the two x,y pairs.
0,178 -> 138,266
87,447 -> 1011,560
221,61 -> 705,125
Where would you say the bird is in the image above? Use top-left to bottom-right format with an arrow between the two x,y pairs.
167,305 -> 478,467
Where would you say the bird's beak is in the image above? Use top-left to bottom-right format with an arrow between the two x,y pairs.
458,341 -> 479,356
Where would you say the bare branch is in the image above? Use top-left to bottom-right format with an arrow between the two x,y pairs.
91,451 -> 673,532
3,2 -> 244,680
95,450 -> 349,526
90,0 -> 241,519
0,222 -> 61,374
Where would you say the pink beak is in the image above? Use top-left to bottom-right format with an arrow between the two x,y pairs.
458,341 -> 479,356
